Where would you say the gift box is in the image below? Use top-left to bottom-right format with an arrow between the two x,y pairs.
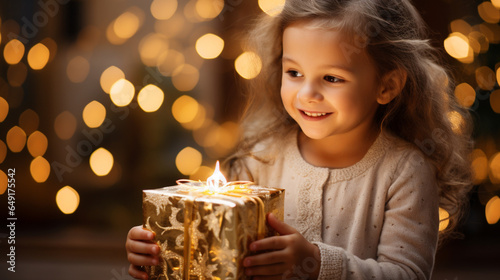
142,182 -> 285,280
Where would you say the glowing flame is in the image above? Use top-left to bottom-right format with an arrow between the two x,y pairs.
206,161 -> 227,192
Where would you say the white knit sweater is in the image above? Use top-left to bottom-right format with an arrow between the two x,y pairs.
230,130 -> 439,279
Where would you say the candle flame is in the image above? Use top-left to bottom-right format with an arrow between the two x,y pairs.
206,161 -> 227,192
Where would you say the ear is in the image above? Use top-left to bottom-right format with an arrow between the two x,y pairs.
377,69 -> 407,105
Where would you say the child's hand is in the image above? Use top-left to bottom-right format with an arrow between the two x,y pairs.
126,225 -> 160,280
243,213 -> 321,280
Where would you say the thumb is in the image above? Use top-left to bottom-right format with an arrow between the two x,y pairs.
267,213 -> 297,235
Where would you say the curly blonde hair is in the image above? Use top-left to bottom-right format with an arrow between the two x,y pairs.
227,0 -> 473,243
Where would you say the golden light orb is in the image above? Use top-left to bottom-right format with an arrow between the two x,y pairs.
138,84 -> 165,113
90,148 -> 114,176
56,186 -> 80,214
27,43 -> 50,70
6,126 -> 26,153
235,51 -> 262,79
100,66 -> 125,94
195,33 -> 224,59
175,147 -> 202,175
83,100 -> 106,128
110,78 -> 135,107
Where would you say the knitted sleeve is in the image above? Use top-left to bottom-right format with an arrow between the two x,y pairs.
314,150 -> 439,280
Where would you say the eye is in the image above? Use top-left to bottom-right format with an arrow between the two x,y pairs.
324,75 -> 344,83
286,70 -> 303,78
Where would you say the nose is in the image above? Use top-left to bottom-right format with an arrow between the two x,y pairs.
297,81 -> 323,103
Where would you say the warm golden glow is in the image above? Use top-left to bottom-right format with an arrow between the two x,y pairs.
114,11 -> 141,39
27,131 -> 48,158
189,165 -> 214,181
450,19 -> 472,36
139,33 -> 169,66
157,49 -> 185,76
19,109 -> 39,135
454,83 -> 476,107
56,186 -> 80,214
4,39 -> 25,65
493,0 -> 500,9
207,122 -> 240,157
468,31 -> 489,54
54,111 -> 77,140
486,196 -> 500,224
0,140 -> 6,164
497,66 -> 500,85
27,43 -> 50,70
7,62 -> 28,87
67,56 -> 90,83
490,90 -> 500,113
0,170 -> 6,195
154,13 -> 185,38
235,51 -> 262,79
489,152 -> 500,184
195,0 -> 224,19
30,156 -> 50,183
438,207 -> 450,231
90,148 -> 114,176
478,1 -> 500,24
0,97 -> 8,122
258,0 -> 286,16
193,120 -> 219,147
181,104 -> 206,130
475,66 -> 496,90
100,66 -> 125,94
41,37 -> 58,62
151,0 -> 178,20
138,84 -> 164,112
172,95 -> 199,123
175,147 -> 202,175
106,20 -> 127,45
195,33 -> 224,59
471,149 -> 488,185
110,78 -> 135,107
444,33 -> 471,60
83,100 -> 106,128
172,64 -> 200,91
447,111 -> 464,134
6,126 -> 26,153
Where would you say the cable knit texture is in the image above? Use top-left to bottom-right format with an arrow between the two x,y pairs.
230,129 -> 439,280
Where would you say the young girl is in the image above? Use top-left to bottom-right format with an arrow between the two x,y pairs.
126,0 -> 473,279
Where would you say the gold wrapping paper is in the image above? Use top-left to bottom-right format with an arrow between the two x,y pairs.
142,184 -> 285,280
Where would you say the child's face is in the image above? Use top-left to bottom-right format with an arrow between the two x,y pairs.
281,21 -> 383,141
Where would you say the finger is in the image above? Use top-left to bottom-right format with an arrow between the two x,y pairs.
249,235 -> 289,252
128,264 -> 149,280
244,250 -> 285,267
127,252 -> 160,266
126,239 -> 160,255
128,226 -> 156,241
267,213 -> 297,235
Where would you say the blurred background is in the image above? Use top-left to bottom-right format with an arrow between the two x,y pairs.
0,0 -> 498,279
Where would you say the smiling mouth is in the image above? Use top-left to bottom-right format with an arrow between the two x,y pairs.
300,110 -> 332,118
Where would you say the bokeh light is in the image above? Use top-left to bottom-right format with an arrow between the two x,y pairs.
56,186 -> 80,214
54,111 -> 77,140
114,11 -> 141,39
471,149 -> 488,185
157,49 -> 185,76
172,95 -> 199,123
67,56 -> 90,83
478,1 -> 500,24
258,0 -> 286,16
195,33 -> 224,59
90,148 -> 114,176
493,0 -> 500,9
0,97 -> 8,122
27,131 -> 48,158
485,196 -> 500,225
439,207 -> 450,231
107,20 -> 127,45
0,170 -> 6,195
7,62 -> 28,87
490,90 -> 500,113
195,0 -> 224,20
100,66 -> 125,94
468,31 -> 489,54
444,32 -> 473,63
110,78 -> 135,107
27,43 -> 50,70
151,0 -> 178,20
30,156 -> 50,183
6,126 -> 26,153
454,83 -> 476,108
41,37 -> 58,62
4,39 -> 25,65
475,66 -> 496,91
450,19 -> 472,35
189,165 -> 214,181
83,100 -> 106,128
175,147 -> 202,175
138,33 -> 169,66
19,109 -> 40,135
235,51 -> 262,79
496,66 -> 500,85
138,84 -> 164,112
489,152 -> 500,184
172,64 -> 200,91
181,103 -> 206,130
0,140 -> 7,164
